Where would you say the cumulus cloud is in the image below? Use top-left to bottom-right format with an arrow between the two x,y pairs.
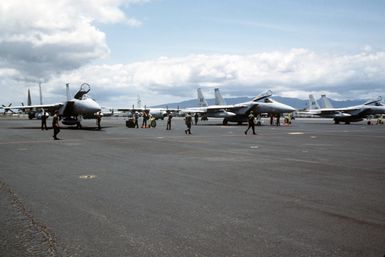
1,0 -> 384,108
36,48 -> 384,107
0,0 -> 145,81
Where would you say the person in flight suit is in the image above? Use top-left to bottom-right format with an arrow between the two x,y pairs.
52,110 -> 61,140
184,112 -> 192,134
166,112 -> 172,130
41,109 -> 48,130
245,111 -> 256,135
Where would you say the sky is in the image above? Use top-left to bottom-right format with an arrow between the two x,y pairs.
1,0 -> 385,108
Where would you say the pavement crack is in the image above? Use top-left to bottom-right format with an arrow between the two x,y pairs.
0,180 -> 60,257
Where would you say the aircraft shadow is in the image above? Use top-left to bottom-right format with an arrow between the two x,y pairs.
8,126 -> 113,130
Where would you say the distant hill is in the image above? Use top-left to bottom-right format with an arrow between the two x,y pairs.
152,96 -> 366,110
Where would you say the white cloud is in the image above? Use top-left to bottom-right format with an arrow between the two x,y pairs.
0,1 -> 384,107
0,0 -> 145,82
25,48 -> 382,107
2,48 -> 385,107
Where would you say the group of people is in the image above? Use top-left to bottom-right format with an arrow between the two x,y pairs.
41,109 -> 287,140
132,111 -> 157,128
39,109 -> 62,140
39,109 -> 61,140
40,110 -> 103,140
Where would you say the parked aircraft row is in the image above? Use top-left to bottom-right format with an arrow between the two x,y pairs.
117,88 -> 296,125
2,84 -> 384,128
303,94 -> 385,124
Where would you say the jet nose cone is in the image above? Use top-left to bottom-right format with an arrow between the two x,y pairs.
93,102 -> 102,113
286,105 -> 296,113
277,103 -> 296,113
86,100 -> 101,114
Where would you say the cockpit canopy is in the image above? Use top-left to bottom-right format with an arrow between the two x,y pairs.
74,83 -> 91,100
364,96 -> 383,106
252,90 -> 273,102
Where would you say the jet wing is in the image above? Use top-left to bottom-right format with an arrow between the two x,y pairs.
1,103 -> 63,113
117,107 -> 179,112
315,107 -> 362,117
117,108 -> 143,113
182,105 -> 242,118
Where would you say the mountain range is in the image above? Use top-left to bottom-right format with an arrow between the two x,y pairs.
152,96 -> 367,110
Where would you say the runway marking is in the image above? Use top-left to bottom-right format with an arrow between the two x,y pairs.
0,139 -> 80,145
288,132 -> 305,135
63,142 -> 81,146
79,175 -> 97,179
0,140 -> 53,145
284,158 -> 321,164
250,145 -> 259,149
17,148 -> 28,151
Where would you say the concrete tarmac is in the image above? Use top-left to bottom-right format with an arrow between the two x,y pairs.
0,117 -> 384,257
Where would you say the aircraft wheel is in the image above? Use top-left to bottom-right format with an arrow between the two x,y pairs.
223,119 -> 228,125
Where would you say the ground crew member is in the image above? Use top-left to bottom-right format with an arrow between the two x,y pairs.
185,112 -> 192,134
41,109 -> 48,130
95,111 -> 102,129
377,115 -> 384,125
52,110 -> 60,140
245,111 -> 256,135
142,111 -> 149,128
194,113 -> 199,125
166,112 -> 172,130
134,112 -> 139,128
276,113 -> 281,126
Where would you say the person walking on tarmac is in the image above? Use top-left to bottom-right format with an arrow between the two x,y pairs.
41,109 -> 48,130
52,110 -> 61,140
185,112 -> 192,134
134,112 -> 139,128
245,111 -> 256,135
95,111 -> 103,130
276,113 -> 281,126
194,112 -> 199,125
166,111 -> 172,130
142,110 -> 149,128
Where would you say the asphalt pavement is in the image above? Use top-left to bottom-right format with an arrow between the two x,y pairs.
0,116 -> 384,257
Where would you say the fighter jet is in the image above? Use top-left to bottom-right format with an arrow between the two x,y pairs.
184,89 -> 296,125
0,83 -> 101,128
307,94 -> 385,124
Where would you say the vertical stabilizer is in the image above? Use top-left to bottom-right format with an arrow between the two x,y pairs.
27,89 -> 32,106
39,82 -> 43,105
308,94 -> 321,110
214,88 -> 226,105
66,83 -> 70,101
320,94 -> 334,108
197,88 -> 208,107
